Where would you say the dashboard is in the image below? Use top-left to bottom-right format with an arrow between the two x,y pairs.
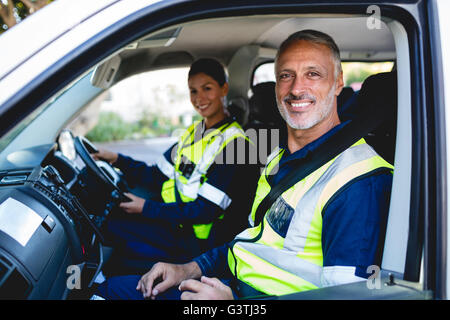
0,142 -> 118,299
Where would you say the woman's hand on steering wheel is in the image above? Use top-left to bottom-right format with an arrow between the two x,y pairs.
91,148 -> 119,164
74,136 -> 125,195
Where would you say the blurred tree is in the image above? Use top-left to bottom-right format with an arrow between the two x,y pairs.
0,0 -> 53,34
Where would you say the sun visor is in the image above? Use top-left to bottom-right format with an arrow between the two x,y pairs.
90,54 -> 122,89
137,27 -> 181,49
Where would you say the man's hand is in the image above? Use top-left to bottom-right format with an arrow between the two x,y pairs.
91,148 -> 118,164
137,261 -> 202,299
119,192 -> 145,214
179,276 -> 234,300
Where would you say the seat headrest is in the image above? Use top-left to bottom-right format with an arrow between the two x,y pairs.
248,81 -> 284,127
337,87 -> 355,108
356,71 -> 397,120
352,70 -> 398,164
227,97 -> 249,126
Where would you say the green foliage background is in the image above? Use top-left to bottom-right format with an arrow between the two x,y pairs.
85,111 -> 199,142
342,62 -> 394,86
0,0 -> 54,34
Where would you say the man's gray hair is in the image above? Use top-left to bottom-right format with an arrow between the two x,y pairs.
275,29 -> 342,78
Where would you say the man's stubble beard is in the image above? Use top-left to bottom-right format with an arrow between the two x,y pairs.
277,81 -> 337,130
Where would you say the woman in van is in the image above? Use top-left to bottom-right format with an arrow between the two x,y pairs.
94,58 -> 259,275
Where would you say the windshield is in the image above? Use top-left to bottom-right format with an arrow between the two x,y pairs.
0,71 -> 102,170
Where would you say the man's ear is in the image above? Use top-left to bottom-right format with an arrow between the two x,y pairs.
335,70 -> 344,96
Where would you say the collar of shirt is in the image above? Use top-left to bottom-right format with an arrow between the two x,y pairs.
269,120 -> 350,185
194,116 -> 235,141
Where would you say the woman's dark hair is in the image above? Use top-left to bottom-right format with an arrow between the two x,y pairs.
188,58 -> 227,86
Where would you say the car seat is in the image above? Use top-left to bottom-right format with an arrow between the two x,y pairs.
227,97 -> 249,127
244,81 -> 286,165
337,86 -> 355,114
245,81 -> 285,130
341,70 -> 398,267
348,71 -> 398,165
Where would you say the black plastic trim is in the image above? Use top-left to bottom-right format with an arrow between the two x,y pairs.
400,0 -> 429,284
425,0 -> 447,300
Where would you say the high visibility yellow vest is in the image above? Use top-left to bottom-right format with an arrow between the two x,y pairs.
228,138 -> 393,296
156,120 -> 247,240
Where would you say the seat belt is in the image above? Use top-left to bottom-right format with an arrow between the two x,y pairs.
254,106 -> 386,226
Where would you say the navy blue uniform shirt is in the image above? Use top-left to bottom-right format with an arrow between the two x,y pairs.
193,121 -> 393,282
112,117 -> 260,253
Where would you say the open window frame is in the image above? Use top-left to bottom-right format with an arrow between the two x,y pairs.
0,0 -> 437,300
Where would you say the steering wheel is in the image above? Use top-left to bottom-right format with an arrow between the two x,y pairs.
73,136 -> 130,202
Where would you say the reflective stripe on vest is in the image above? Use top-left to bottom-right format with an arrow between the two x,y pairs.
158,120 -> 247,239
156,155 -> 175,179
158,155 -> 231,207
247,146 -> 284,227
228,138 -> 393,296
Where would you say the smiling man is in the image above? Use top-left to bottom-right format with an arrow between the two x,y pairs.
94,30 -> 394,300
275,30 -> 343,151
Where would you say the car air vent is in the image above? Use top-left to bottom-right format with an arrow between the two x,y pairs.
0,175 -> 28,185
0,171 -> 29,185
0,255 -> 31,299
